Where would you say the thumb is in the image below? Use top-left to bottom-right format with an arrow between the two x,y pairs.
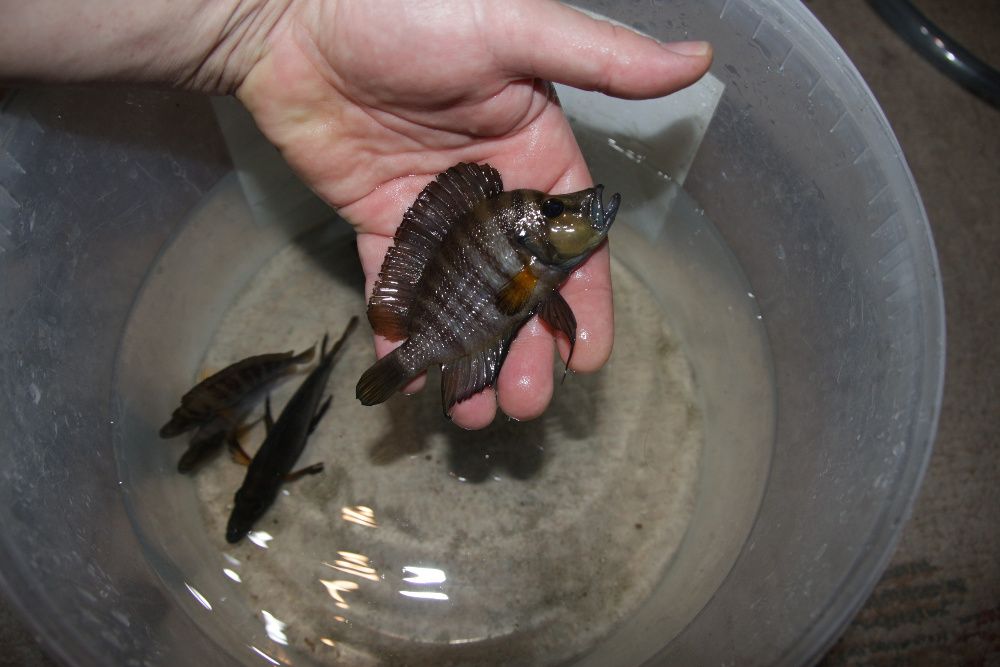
487,1 -> 712,99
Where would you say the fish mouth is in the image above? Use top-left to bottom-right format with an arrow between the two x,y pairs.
591,185 -> 621,232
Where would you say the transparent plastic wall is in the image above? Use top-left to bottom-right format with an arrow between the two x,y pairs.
0,0 -> 943,664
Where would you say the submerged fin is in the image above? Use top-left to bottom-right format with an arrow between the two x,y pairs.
536,290 -> 577,375
284,462 -> 325,482
440,327 -> 517,412
309,395 -> 333,434
356,348 -> 412,406
323,317 -> 359,363
292,344 -> 317,365
263,395 -> 275,433
177,428 -> 227,473
228,434 -> 253,467
496,266 -> 538,316
367,163 -> 504,338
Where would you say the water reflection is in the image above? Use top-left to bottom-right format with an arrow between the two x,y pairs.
248,530 -> 273,548
325,551 -> 380,582
342,504 -> 377,528
319,579 -> 359,609
399,591 -> 449,601
400,565 -> 448,601
402,566 -> 446,584
261,609 -> 289,645
249,645 -> 281,665
184,582 -> 212,611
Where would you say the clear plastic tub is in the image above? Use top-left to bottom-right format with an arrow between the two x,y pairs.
0,0 -> 943,665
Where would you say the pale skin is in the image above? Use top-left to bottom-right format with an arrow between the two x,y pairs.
1,0 -> 712,429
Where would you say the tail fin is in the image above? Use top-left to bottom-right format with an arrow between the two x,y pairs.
356,349 -> 411,406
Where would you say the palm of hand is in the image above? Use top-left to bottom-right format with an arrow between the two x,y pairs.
236,0 -> 710,428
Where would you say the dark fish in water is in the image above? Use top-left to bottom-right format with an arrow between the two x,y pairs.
356,162 -> 620,413
225,318 -> 358,544
159,346 -> 316,438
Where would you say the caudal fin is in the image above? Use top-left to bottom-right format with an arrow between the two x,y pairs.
356,349 -> 411,406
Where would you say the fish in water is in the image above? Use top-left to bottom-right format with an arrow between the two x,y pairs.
356,162 -> 620,413
177,414 -> 254,474
226,318 -> 358,544
159,345 -> 316,439
177,418 -> 231,473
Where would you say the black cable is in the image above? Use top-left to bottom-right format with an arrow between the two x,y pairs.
868,0 -> 1000,108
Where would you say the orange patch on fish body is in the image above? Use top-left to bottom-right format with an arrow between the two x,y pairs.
496,265 -> 540,315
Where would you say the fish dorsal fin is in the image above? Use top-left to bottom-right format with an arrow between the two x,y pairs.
367,163 -> 504,339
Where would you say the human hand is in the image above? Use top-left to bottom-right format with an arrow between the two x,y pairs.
234,1 -> 712,428
0,0 -> 711,429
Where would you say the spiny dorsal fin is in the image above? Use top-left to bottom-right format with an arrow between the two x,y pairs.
367,163 -> 504,339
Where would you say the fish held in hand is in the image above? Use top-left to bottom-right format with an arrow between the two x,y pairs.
159,346 -> 316,438
356,162 -> 621,414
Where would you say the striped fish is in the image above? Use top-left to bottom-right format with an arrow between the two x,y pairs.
356,162 -> 620,414
159,346 -> 316,438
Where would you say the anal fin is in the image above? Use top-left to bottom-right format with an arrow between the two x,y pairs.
496,266 -> 538,316
537,291 -> 577,375
441,327 -> 517,413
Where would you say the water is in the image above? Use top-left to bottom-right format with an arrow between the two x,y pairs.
114,136 -> 774,666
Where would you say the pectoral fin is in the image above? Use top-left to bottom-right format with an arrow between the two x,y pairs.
537,291 -> 577,376
227,433 -> 253,467
284,462 -> 324,482
496,267 -> 538,316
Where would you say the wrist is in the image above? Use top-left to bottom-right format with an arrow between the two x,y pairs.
183,0 -> 297,94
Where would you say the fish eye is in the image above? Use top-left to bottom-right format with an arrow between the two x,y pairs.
541,199 -> 565,218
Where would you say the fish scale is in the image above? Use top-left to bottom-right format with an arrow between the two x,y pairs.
415,218 -> 510,359
357,162 -> 620,414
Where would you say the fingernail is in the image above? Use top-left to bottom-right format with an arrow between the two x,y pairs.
663,40 -> 712,57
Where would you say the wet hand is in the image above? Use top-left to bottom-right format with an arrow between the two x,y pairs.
234,0 -> 712,428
